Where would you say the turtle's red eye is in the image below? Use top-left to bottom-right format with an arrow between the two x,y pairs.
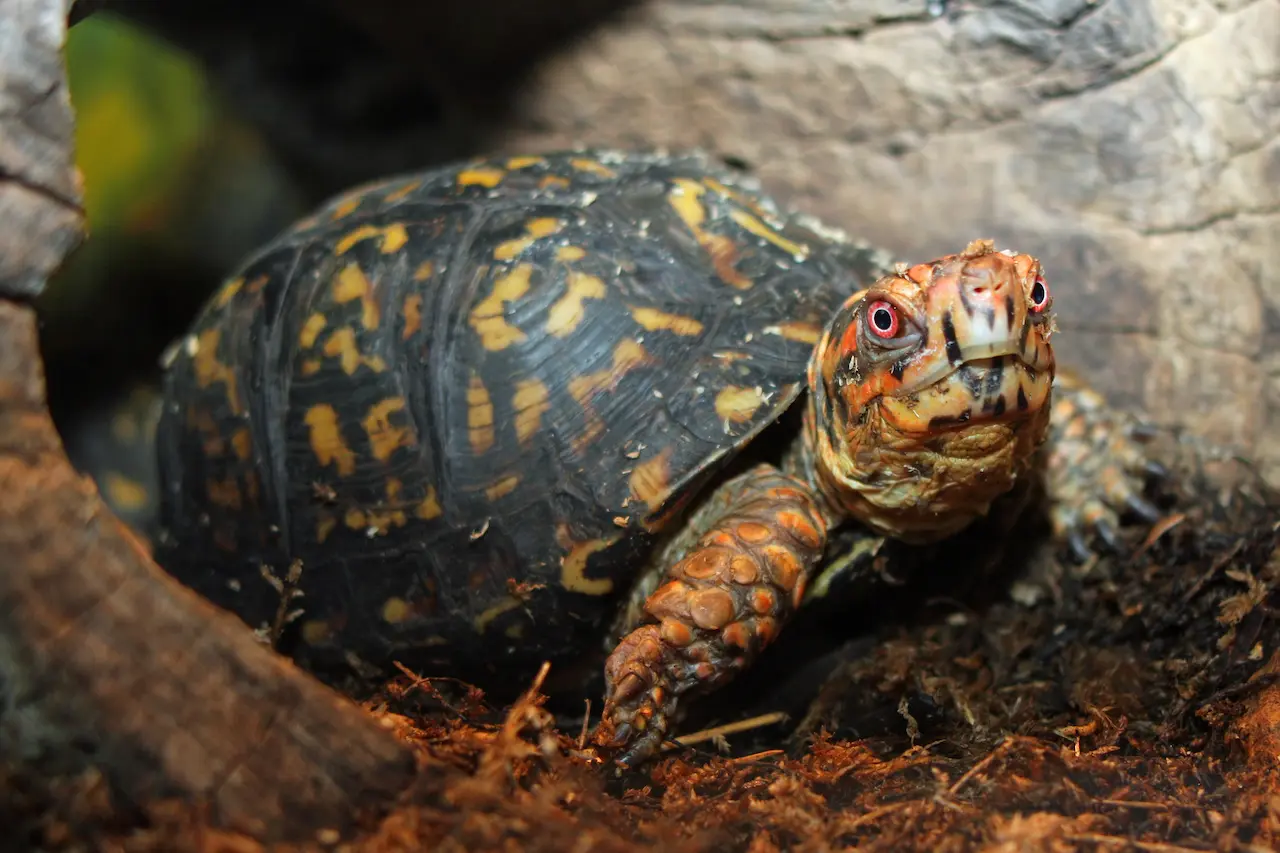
1030,274 -> 1050,312
867,300 -> 900,338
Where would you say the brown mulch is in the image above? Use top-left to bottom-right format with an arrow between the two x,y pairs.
9,444 -> 1280,853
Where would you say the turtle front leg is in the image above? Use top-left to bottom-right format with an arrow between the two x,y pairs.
594,463 -> 830,767
1044,369 -> 1168,560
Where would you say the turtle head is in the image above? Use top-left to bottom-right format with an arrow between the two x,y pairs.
806,239 -> 1056,541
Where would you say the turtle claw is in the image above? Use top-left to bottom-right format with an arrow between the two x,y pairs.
593,625 -> 678,768
1143,459 -> 1171,483
1045,380 -> 1172,561
1126,492 -> 1163,524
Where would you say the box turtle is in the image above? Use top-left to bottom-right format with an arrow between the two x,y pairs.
153,149 -> 1167,767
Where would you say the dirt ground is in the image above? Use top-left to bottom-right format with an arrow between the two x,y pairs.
6,432 -> 1279,853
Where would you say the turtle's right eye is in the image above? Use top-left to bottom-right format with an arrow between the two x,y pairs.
867,300 -> 900,339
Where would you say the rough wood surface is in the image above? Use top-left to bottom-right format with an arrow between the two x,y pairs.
0,0 -> 84,298
503,0 -> 1280,480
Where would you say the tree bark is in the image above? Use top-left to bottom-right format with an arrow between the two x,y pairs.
503,0 -> 1280,480
0,0 -> 85,298
0,0 -> 419,843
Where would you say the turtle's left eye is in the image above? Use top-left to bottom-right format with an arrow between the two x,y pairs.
867,300 -> 900,338
1030,274 -> 1050,313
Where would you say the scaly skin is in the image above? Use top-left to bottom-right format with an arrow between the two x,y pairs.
595,240 -> 1067,766
1043,369 -> 1165,560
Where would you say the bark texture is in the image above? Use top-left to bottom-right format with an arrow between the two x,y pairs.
0,0 -> 85,297
0,0 -> 418,843
503,0 -> 1280,480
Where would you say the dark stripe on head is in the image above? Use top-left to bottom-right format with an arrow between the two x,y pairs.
1005,295 -> 1016,331
1016,385 -> 1029,411
942,312 -> 963,365
928,410 -> 972,431
992,395 -> 1006,416
890,356 -> 908,381
982,356 -> 1005,397
959,364 -> 983,399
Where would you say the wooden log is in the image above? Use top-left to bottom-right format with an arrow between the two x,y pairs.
0,0 -> 85,298
0,0 -> 420,843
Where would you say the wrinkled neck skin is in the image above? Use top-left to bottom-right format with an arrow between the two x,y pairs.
797,247 -> 1055,544
799,388 -> 1051,543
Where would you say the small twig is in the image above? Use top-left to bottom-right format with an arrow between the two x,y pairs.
948,737 -> 1008,796
578,698 -> 591,750
1134,512 -> 1186,556
1098,799 -> 1213,812
1067,833 -> 1212,853
730,749 -> 785,763
667,711 -> 788,749
840,801 -> 909,833
1181,540 -> 1243,603
391,661 -> 464,717
264,559 -> 304,649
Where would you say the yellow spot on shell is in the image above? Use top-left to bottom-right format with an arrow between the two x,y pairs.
556,245 -> 586,262
402,294 -> 423,340
416,486 -> 442,520
104,473 -> 148,512
568,339 -> 652,451
469,264 -> 531,351
384,180 -> 420,202
484,475 -> 520,501
668,179 -> 752,289
702,178 -> 771,217
333,264 -> 381,330
569,158 -> 616,178
299,313 -> 327,348
305,404 -> 357,476
301,619 -> 333,644
769,321 -> 823,344
546,271 -> 605,337
213,277 -> 243,308
513,379 -> 550,446
729,209 -> 809,258
413,260 -> 435,281
300,358 -> 322,377
363,397 -> 413,461
335,222 -> 410,256
206,476 -> 242,510
630,305 -> 704,336
317,514 -> 337,543
467,373 -> 495,454
506,155 -> 545,169
322,327 -> 387,375
715,385 -> 767,424
557,525 -> 620,595
539,175 -> 570,190
568,339 -> 650,401
629,446 -> 674,511
231,427 -> 252,460
458,166 -> 505,188
192,329 -> 243,415
474,596 -> 522,632
494,217 -> 562,261
382,597 -> 411,623
331,196 -> 362,219
111,412 -> 138,444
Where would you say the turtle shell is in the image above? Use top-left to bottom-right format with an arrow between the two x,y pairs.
155,150 -> 890,687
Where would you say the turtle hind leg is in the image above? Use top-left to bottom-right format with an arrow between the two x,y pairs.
1043,369 -> 1170,560
594,463 -> 830,768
